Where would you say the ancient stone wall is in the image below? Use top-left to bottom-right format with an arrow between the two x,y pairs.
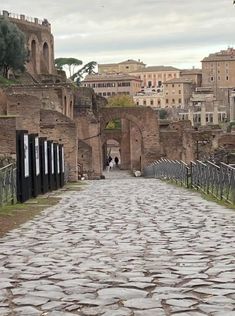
6,84 -> 74,119
218,133 -> 235,150
6,94 -> 41,134
40,109 -> 78,181
0,117 -> 17,161
77,140 -> 92,177
6,13 -> 56,76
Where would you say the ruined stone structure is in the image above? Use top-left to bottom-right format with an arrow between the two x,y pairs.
0,10 -> 56,78
0,87 -> 78,181
0,12 -> 233,182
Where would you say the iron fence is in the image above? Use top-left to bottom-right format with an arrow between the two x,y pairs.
0,164 -> 17,207
144,159 -> 190,188
144,159 -> 235,204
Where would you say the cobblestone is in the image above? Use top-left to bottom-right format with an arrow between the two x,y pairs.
0,171 -> 235,315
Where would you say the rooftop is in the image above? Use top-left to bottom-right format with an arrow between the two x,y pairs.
131,66 -> 180,73
164,78 -> 194,84
99,59 -> 145,67
202,48 -> 235,62
180,69 -> 202,75
82,73 -> 141,82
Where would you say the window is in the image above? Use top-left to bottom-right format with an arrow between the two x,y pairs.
143,100 -> 146,105
166,99 -> 169,104
218,76 -> 220,81
226,76 -> 229,80
210,76 -> 214,81
179,90 -> 181,94
178,98 -> 181,103
172,99 -> 175,104
103,92 -> 106,96
172,84 -> 174,88
158,100 -> 161,106
150,100 -> 154,105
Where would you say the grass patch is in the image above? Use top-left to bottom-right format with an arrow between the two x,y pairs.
0,194 -> 61,238
0,75 -> 19,86
162,179 -> 235,209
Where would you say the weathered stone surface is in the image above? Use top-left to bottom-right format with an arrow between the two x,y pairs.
123,298 -> 162,309
0,172 -> 235,315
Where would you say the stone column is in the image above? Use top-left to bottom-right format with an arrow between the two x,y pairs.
201,103 -> 206,126
120,119 -> 131,170
230,94 -> 235,121
213,102 -> 219,125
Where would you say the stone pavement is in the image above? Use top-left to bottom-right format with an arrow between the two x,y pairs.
0,171 -> 235,315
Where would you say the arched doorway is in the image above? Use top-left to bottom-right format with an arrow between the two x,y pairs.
100,107 -> 160,172
31,40 -> 37,71
42,42 -> 49,73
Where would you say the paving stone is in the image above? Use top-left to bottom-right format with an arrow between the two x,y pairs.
134,310 -> 166,316
13,295 -> 49,306
97,287 -> 148,300
13,306 -> 41,315
123,298 -> 162,309
1,174 -> 235,313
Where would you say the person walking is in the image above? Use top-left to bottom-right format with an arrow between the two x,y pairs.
114,156 -> 119,166
109,159 -> 114,171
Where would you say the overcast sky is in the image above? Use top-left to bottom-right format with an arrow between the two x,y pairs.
1,0 -> 235,69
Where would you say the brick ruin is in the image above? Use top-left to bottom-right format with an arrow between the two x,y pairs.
0,11 -> 234,178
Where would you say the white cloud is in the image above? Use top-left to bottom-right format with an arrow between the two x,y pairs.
1,0 -> 235,68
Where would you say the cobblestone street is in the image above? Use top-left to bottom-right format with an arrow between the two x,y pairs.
0,171 -> 235,315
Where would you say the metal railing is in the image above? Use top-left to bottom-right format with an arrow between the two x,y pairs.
144,159 -> 235,204
144,159 -> 190,188
0,164 -> 17,207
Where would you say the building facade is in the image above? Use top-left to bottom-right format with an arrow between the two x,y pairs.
81,73 -> 142,98
98,59 -> 145,74
163,78 -> 194,109
131,66 -> 181,89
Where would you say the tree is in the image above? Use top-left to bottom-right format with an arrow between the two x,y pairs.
158,109 -> 168,119
70,61 -> 97,85
107,95 -> 136,107
54,57 -> 83,78
0,17 -> 27,78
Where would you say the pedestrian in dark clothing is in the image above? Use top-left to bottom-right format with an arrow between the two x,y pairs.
114,156 -> 119,166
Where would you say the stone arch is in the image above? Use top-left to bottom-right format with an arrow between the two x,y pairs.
41,42 -> 50,73
27,35 -> 40,74
100,107 -> 161,169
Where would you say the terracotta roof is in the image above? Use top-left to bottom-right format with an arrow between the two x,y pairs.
131,66 -> 180,73
202,48 -> 235,62
164,78 -> 193,84
98,59 -> 145,67
82,73 -> 141,82
118,59 -> 145,65
180,69 -> 202,75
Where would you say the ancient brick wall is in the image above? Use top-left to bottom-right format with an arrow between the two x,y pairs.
6,84 -> 74,118
77,140 -> 92,177
7,13 -> 56,76
0,117 -> 17,161
100,107 -> 161,168
218,133 -> 235,149
6,94 -> 41,134
0,89 -> 7,115
40,110 -> 78,181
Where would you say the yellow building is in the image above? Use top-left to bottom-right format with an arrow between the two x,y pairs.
98,59 -> 145,74
202,48 -> 235,89
130,66 -> 180,89
81,73 -> 142,97
163,78 -> 194,108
